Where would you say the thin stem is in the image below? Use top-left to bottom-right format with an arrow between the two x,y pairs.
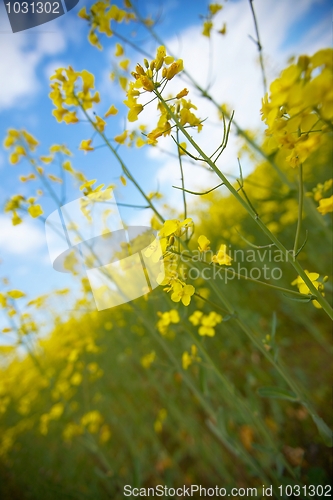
78,101 -> 165,223
155,90 -> 333,318
248,0 -> 267,95
176,129 -> 187,220
172,182 -> 224,196
293,164 -> 303,258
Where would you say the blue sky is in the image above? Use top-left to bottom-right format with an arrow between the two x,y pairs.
0,0 -> 332,338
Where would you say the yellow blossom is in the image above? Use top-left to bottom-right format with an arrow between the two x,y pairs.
159,218 -> 192,238
291,271 -> 325,309
182,345 -> 201,370
202,21 -> 213,37
104,104 -> 118,117
7,290 -> 26,299
170,282 -> 195,306
141,351 -> 156,369
79,139 -> 94,152
165,59 -> 183,80
209,3 -> 223,15
114,43 -> 124,57
28,204 -> 43,218
94,115 -> 106,132
119,59 -> 130,71
154,408 -> 167,433
317,195 -> 333,215
156,309 -> 180,335
114,130 -> 128,144
198,235 -> 210,252
189,311 -> 203,326
212,244 -> 232,265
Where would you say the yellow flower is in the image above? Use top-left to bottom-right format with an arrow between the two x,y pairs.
94,115 -> 106,132
171,282 -> 195,306
159,218 -> 192,238
141,351 -> 156,369
104,104 -> 118,117
119,59 -> 130,71
156,309 -> 180,335
212,244 -> 232,265
165,59 -> 183,80
128,104 -> 144,122
198,235 -> 210,252
22,130 -> 39,150
154,408 -> 167,433
63,111 -> 79,124
202,21 -> 213,37
81,410 -> 103,434
155,45 -> 166,71
317,195 -> 333,215
78,7 -> 90,20
7,290 -> 26,299
182,351 -> 192,370
182,345 -> 201,370
114,130 -> 128,144
28,204 -> 43,218
189,311 -> 203,326
176,88 -> 189,99
209,3 -> 223,15
218,23 -> 227,35
79,139 -> 94,152
114,43 -> 124,57
291,271 -> 325,309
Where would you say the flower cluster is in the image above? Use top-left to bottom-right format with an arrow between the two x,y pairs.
201,3 -> 226,38
155,218 -> 196,306
124,45 -> 184,123
156,309 -> 180,336
189,310 -> 223,337
78,1 -> 135,50
4,194 -> 43,225
49,67 -> 100,123
261,49 -> 333,167
4,129 -> 38,165
306,178 -> 333,215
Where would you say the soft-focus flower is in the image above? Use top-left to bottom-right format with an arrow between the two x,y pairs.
212,244 -> 232,265
79,139 -> 94,152
182,345 -> 201,370
198,235 -> 210,252
317,195 -> 333,215
291,270 -> 325,308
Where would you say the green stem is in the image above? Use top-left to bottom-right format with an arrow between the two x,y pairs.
155,90 -> 333,319
78,103 -> 165,223
293,164 -> 303,258
176,129 -> 187,220
183,325 -> 296,478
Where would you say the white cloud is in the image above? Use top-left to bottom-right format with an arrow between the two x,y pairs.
0,215 -> 45,255
0,2 -> 69,111
130,0 -> 331,202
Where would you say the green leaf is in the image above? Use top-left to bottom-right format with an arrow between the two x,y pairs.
257,386 -> 298,402
282,293 -> 313,303
310,413 -> 333,447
